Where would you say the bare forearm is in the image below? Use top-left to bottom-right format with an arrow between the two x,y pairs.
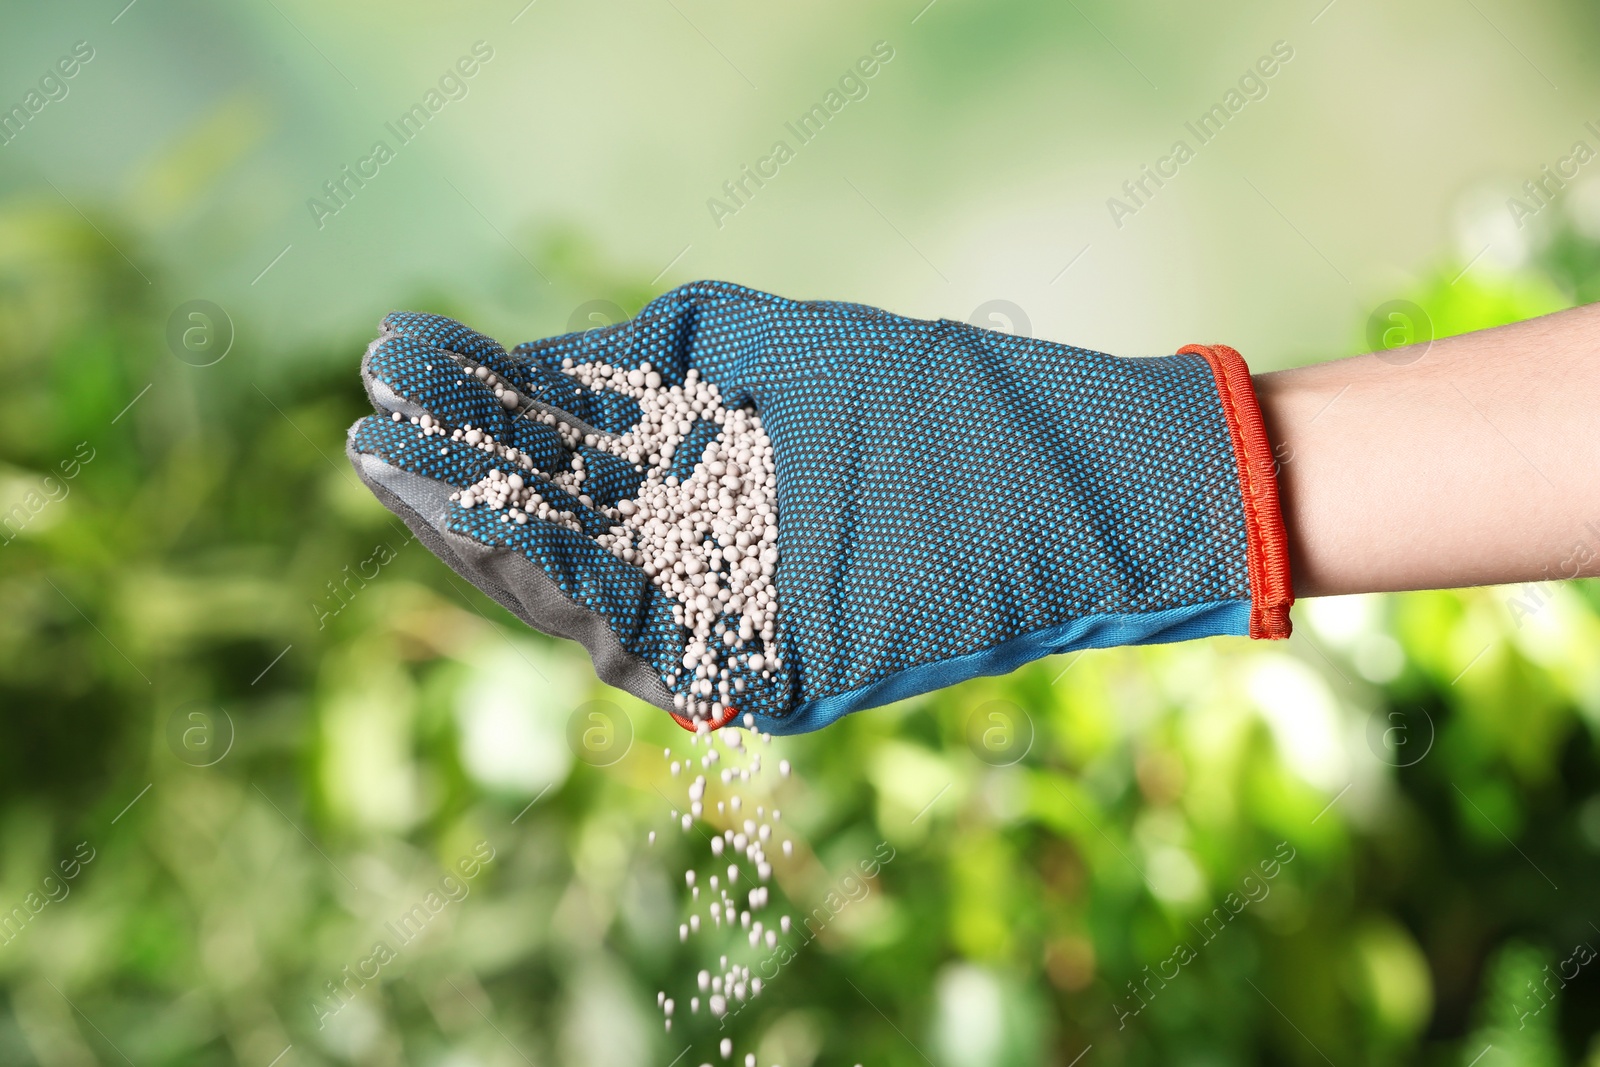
1253,302 -> 1600,598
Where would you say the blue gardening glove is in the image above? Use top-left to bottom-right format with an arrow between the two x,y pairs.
347,281 -> 1293,735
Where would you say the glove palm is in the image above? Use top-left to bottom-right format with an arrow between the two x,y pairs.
348,281 -> 1292,734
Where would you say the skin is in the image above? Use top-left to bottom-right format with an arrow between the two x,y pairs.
1252,301 -> 1600,598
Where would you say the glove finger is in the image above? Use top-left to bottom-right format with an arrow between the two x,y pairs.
357,393 -> 645,522
540,371 -> 646,438
517,282 -> 798,405
363,330 -> 513,431
371,318 -> 651,445
374,308 -> 601,428
444,482 -> 687,676
411,368 -> 649,507
381,311 -> 520,381
507,282 -> 799,432
511,321 -> 689,435
512,315 -> 691,387
515,281 -> 810,397
663,417 -> 726,483
505,344 -> 647,439
510,319 -> 632,375
349,413 -> 587,509
569,444 -> 645,508
349,413 -> 495,491
363,333 -> 581,469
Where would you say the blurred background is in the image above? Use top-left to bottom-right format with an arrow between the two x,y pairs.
4,0 -> 1600,1064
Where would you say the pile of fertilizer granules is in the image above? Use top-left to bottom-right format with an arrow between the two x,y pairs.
436,357 -> 784,726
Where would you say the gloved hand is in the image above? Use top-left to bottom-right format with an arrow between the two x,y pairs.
347,280 -> 1293,735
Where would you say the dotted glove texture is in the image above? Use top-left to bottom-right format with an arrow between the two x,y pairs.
348,280 -> 1291,735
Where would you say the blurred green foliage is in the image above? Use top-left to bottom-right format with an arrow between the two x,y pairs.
5,0 -> 1600,1059
4,188 -> 1600,1067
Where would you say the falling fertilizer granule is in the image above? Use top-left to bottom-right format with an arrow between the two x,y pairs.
649,718 -> 869,1067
